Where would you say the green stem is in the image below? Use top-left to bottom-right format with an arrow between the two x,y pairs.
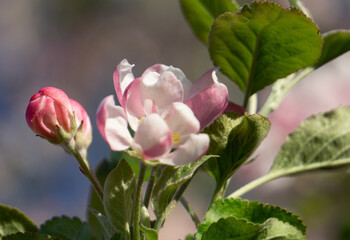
209,180 -> 229,208
133,162 -> 147,240
143,166 -> 158,208
259,67 -> 314,116
71,149 -> 104,200
180,197 -> 200,228
227,171 -> 285,199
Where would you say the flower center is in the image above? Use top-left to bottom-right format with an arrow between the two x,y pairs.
172,132 -> 180,144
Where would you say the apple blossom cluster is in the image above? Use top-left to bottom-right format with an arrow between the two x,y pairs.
26,59 -> 229,166
96,59 -> 228,165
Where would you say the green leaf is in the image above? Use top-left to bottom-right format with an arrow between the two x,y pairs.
179,0 -> 239,44
230,106 -> 350,198
260,30 -> 350,117
151,155 -> 213,229
103,159 -> 136,238
257,218 -> 306,240
2,232 -> 57,240
208,1 -> 322,97
0,204 -> 38,237
88,209 -> 116,239
87,157 -> 118,240
185,234 -> 194,240
139,224 -> 158,240
204,112 -> 270,189
288,0 -> 312,18
314,30 -> 350,68
271,106 -> 350,174
40,216 -> 94,240
196,198 -> 305,239
201,217 -> 259,240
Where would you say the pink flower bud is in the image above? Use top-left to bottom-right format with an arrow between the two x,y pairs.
70,98 -> 92,149
26,87 -> 74,143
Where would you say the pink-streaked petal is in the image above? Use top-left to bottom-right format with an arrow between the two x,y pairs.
167,66 -> 192,99
225,101 -> 246,115
123,77 -> 145,130
96,95 -> 128,142
159,133 -> 209,166
113,59 -> 135,107
38,87 -> 73,132
164,102 -> 200,146
105,117 -> 133,151
185,83 -> 228,129
143,63 -> 192,100
140,71 -> 184,114
187,67 -> 220,99
27,96 -> 60,140
134,114 -> 172,159
142,63 -> 168,76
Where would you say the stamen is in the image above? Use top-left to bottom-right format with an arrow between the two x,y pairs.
138,116 -> 145,124
172,132 -> 180,144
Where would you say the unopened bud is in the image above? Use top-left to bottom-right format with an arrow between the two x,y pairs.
26,87 -> 74,144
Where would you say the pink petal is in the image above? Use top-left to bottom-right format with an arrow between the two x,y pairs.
140,71 -> 184,114
123,77 -> 145,130
185,83 -> 228,130
113,59 -> 135,107
38,87 -> 73,132
164,102 -> 200,146
187,67 -> 219,99
27,96 -> 60,140
96,95 -> 133,150
225,101 -> 246,115
160,133 -> 209,166
134,114 -> 172,160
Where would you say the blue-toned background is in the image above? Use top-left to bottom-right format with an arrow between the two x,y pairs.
1,0 -> 350,239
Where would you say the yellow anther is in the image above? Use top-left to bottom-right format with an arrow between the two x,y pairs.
138,116 -> 145,124
172,132 -> 180,144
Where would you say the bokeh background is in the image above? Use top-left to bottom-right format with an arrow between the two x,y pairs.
1,0 -> 350,239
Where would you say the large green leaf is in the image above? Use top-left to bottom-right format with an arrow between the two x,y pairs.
179,0 -> 239,44
230,106 -> 350,198
314,30 -> 350,68
0,204 -> 38,237
204,112 -> 270,192
257,218 -> 306,240
201,217 -> 259,240
196,198 -> 305,239
271,106 -> 350,173
103,159 -> 136,238
2,232 -> 57,240
40,216 -> 94,240
151,155 -> 213,229
260,30 -> 350,117
208,1 -> 322,97
200,217 -> 307,240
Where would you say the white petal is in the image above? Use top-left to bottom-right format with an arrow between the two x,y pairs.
134,114 -> 172,159
164,102 -> 200,147
113,59 -> 135,106
97,96 -> 133,151
160,133 -> 209,166
140,71 -> 184,114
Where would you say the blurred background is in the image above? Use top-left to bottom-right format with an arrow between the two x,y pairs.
1,0 -> 350,239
